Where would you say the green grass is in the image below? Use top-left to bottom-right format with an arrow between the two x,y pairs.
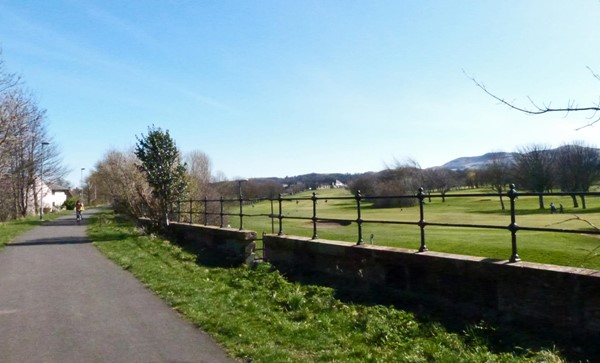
89,211 -> 565,363
0,210 -> 68,249
228,189 -> 600,270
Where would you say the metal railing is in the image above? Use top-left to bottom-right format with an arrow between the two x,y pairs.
171,184 -> 600,263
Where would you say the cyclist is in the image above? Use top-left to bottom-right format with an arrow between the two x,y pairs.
75,200 -> 84,222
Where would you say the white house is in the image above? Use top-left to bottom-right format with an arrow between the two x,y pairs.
33,181 -> 71,213
46,183 -> 71,211
333,180 -> 346,188
317,180 -> 347,190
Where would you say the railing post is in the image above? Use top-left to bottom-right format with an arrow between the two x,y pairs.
312,192 -> 318,239
219,196 -> 224,228
238,179 -> 247,230
417,187 -> 427,252
239,194 -> 244,231
270,198 -> 275,234
203,196 -> 208,226
508,184 -> 521,262
277,193 -> 283,235
176,201 -> 181,223
189,199 -> 193,224
356,190 -> 364,245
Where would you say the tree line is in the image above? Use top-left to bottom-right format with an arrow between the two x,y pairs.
89,124 -> 599,231
346,142 -> 600,211
0,51 -> 65,221
88,126 -> 290,230
87,126 -> 218,230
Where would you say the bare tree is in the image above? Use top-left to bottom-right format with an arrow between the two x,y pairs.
0,50 -> 66,219
0,49 -> 21,94
90,149 -> 152,218
513,144 -> 555,209
481,152 -> 513,210
240,180 -> 284,199
0,89 -> 65,217
554,142 -> 600,209
348,174 -> 377,196
462,170 -> 479,189
368,160 -> 423,208
422,168 -> 459,203
0,49 -> 23,174
184,150 -> 212,199
182,150 -> 226,225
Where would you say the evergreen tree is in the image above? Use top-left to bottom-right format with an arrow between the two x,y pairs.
135,125 -> 188,229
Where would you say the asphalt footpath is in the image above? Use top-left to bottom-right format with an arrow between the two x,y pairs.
0,211 -> 237,363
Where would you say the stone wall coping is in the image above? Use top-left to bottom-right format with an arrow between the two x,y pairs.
171,222 -> 257,240
264,233 -> 600,278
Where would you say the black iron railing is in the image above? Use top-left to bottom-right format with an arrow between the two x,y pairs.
171,184 -> 600,263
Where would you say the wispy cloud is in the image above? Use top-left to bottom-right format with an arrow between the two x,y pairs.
0,3 -> 134,73
84,4 -> 160,50
0,2 -> 231,114
175,87 -> 234,113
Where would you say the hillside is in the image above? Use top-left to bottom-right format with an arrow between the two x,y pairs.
250,146 -> 599,186
441,152 -> 515,170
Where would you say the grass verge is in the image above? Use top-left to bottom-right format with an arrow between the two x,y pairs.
89,211 -> 565,363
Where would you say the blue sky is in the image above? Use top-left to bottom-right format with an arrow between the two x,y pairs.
1,1 -> 599,186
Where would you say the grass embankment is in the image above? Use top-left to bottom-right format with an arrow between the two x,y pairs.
89,211 -> 564,363
0,211 -> 68,249
231,189 -> 600,270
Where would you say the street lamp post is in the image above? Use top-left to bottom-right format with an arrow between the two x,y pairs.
39,141 -> 49,220
80,167 -> 85,200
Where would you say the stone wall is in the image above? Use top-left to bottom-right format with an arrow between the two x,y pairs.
168,222 -> 257,265
136,216 -> 599,350
263,234 -> 600,341
138,218 -> 257,265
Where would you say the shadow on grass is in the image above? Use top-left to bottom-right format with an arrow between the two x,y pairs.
124,214 -> 599,362
16,220 -> 44,227
153,226 -> 599,362
87,213 -> 142,244
0,218 -> 49,227
89,231 -> 134,243
284,271 -> 598,363
338,200 -> 600,218
175,239 -> 244,268
476,205 -> 600,216
169,230 -> 598,362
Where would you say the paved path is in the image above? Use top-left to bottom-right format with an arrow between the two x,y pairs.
0,212 -> 237,363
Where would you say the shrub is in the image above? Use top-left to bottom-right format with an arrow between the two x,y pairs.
63,198 -> 77,210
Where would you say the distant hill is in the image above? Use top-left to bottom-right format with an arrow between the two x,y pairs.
250,147 -> 598,186
251,172 -> 360,190
442,146 -> 600,171
441,152 -> 515,170
251,153 -> 513,187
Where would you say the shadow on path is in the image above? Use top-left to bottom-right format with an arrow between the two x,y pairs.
0,209 -> 236,363
41,218 -> 88,227
8,236 -> 90,246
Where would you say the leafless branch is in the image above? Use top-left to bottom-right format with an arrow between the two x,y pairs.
582,244 -> 600,262
464,70 -> 600,130
0,50 -> 22,94
545,214 -> 600,230
587,66 -> 600,81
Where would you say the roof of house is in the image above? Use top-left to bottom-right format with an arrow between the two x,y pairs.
48,184 -> 70,192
